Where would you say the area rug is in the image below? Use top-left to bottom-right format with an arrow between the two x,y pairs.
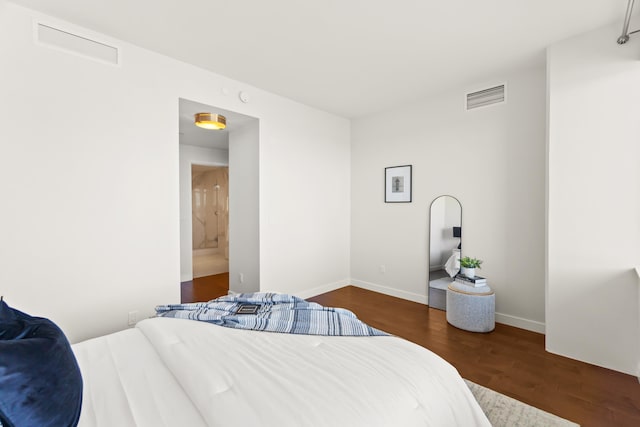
465,380 -> 579,427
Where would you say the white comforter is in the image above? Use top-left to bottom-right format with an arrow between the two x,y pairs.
73,317 -> 490,427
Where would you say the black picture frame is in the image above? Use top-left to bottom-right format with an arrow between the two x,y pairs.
385,165 -> 412,203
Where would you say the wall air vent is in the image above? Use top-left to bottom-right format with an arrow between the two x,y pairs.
37,23 -> 119,65
466,84 -> 505,110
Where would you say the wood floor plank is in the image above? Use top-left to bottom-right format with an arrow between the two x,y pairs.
308,286 -> 640,427
181,273 -> 228,303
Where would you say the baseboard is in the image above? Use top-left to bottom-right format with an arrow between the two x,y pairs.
350,279 -> 428,305
299,279 -> 545,335
295,279 -> 350,300
495,312 -> 545,334
350,280 -> 545,334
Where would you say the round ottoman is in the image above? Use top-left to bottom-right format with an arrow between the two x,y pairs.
446,282 -> 495,332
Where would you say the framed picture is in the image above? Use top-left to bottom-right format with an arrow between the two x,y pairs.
385,165 -> 412,203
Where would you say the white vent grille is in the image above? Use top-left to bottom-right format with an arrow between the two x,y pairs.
37,23 -> 119,65
466,85 -> 505,110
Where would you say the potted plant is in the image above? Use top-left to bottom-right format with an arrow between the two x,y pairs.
460,256 -> 482,278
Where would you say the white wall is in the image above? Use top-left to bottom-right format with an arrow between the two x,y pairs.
443,196 -> 461,258
638,267 -> 640,381
429,197 -> 447,269
179,144 -> 229,282
259,103 -> 352,299
229,121 -> 260,294
0,2 -> 351,342
351,67 -> 546,331
547,23 -> 640,375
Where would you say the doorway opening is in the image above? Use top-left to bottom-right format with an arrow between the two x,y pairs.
178,97 -> 260,302
191,164 -> 229,278
183,163 -> 230,302
178,97 -> 231,303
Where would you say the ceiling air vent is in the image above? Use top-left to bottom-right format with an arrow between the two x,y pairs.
37,23 -> 119,65
466,84 -> 505,110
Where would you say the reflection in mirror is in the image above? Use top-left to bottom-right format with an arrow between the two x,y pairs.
428,195 -> 461,311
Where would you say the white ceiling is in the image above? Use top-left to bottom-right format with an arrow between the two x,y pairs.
179,98 -> 257,149
10,0 -> 636,118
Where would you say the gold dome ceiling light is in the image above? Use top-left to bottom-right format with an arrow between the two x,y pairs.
194,112 -> 226,130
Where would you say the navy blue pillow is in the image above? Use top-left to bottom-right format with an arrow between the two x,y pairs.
0,298 -> 82,427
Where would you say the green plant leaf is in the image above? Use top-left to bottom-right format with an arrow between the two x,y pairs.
460,256 -> 483,268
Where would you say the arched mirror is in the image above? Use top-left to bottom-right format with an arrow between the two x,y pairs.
428,195 -> 462,310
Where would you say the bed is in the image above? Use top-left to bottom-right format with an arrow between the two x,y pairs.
73,317 -> 490,426
1,295 -> 491,427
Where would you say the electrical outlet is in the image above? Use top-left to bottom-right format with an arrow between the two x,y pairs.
128,311 -> 138,326
239,273 -> 244,283
379,265 -> 386,274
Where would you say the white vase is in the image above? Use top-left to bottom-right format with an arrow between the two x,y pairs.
461,267 -> 476,278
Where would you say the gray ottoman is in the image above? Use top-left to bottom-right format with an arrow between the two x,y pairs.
446,282 -> 495,332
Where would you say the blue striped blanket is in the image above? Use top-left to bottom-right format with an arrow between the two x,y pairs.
155,293 -> 388,336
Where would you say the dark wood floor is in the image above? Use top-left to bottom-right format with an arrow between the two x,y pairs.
181,273 -> 229,303
181,279 -> 640,426
309,286 -> 640,427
